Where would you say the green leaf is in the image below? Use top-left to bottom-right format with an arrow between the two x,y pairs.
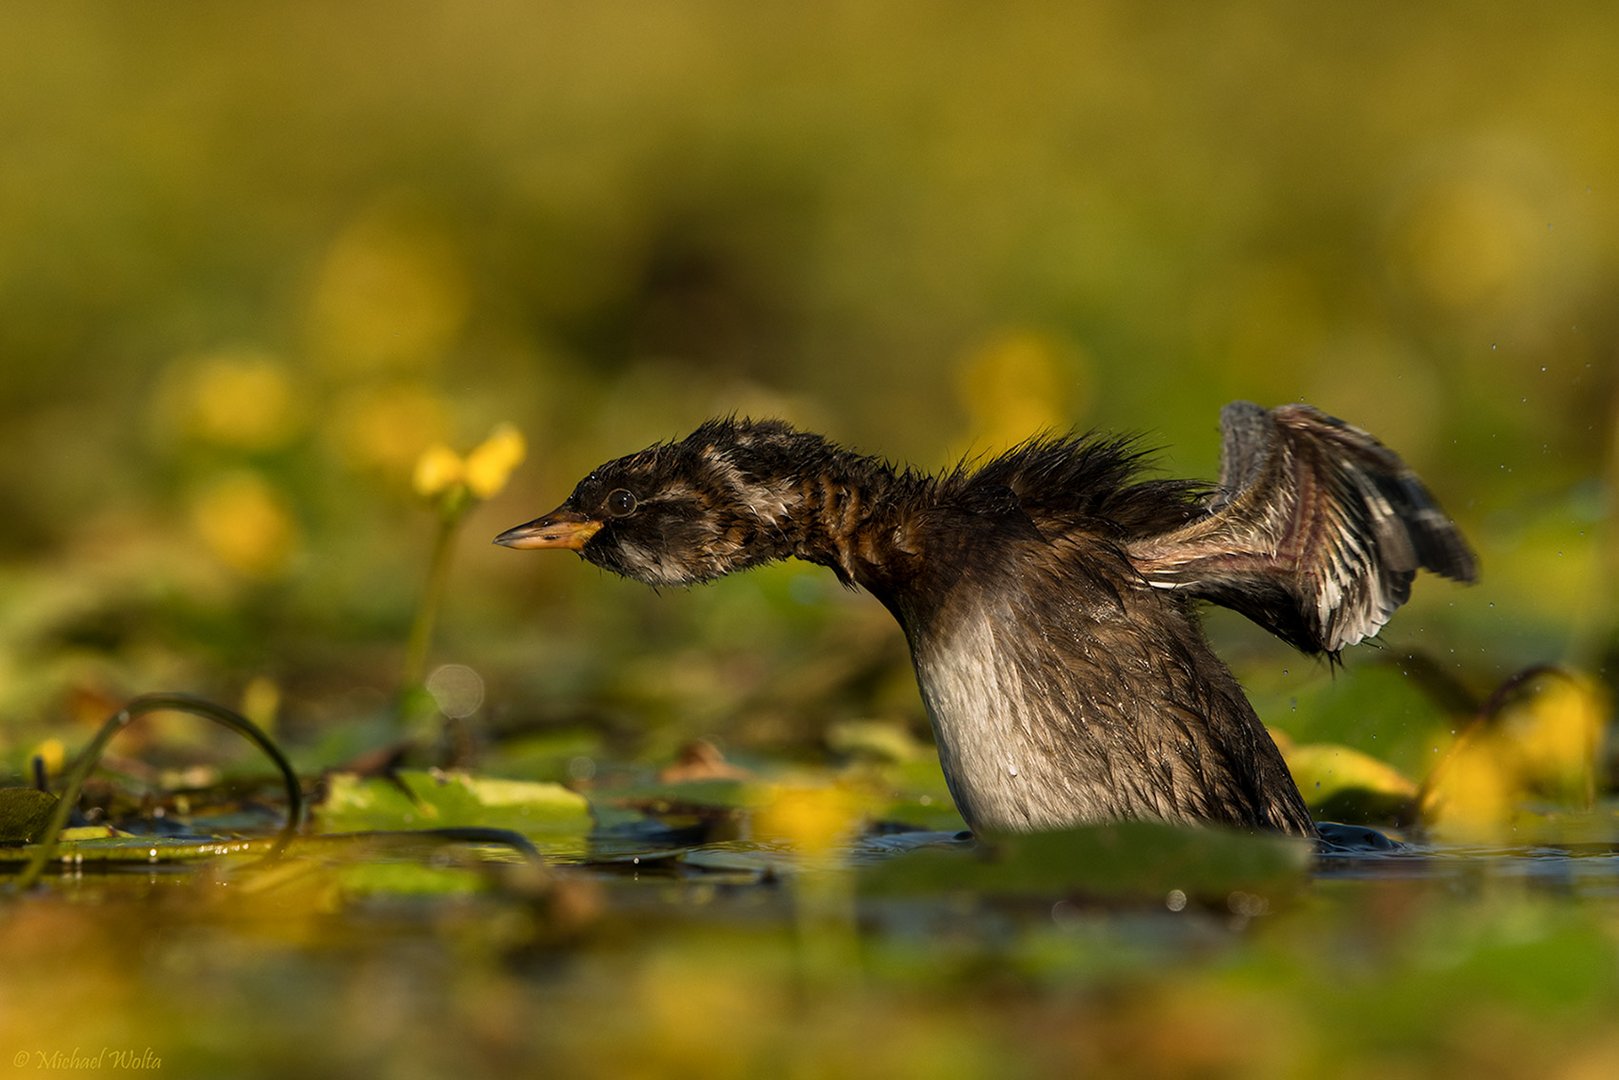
859,820 -> 1312,906
315,769 -> 591,841
865,758 -> 969,833
0,787 -> 58,844
1284,741 -> 1419,824
334,861 -> 488,898
489,729 -> 604,783
0,834 -> 274,866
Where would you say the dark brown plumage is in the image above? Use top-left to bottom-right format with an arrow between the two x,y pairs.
496,403 -> 1477,839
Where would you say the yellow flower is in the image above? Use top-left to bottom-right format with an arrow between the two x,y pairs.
463,423 -> 527,499
240,676 -> 282,736
32,738 -> 66,779
754,782 -> 866,859
1420,734 -> 1517,844
412,444 -> 464,498
330,383 -> 451,473
1420,668 -> 1610,842
191,471 -> 298,578
1497,670 -> 1607,805
308,200 -> 470,372
954,328 -> 1092,453
157,348 -> 299,450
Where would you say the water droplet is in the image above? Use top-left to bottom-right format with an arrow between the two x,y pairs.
1007,763 -> 1019,778
148,848 -> 159,863
1490,343 -> 1497,350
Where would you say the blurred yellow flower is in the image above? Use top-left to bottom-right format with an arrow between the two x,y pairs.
413,444 -> 464,498
1495,669 -> 1607,806
330,383 -> 450,473
1421,668 -> 1610,843
308,200 -> 469,372
190,471 -> 298,577
411,424 -> 527,503
754,781 -> 866,858
240,676 -> 282,736
954,328 -> 1091,452
1421,735 -> 1517,844
158,347 -> 299,450
463,423 -> 526,499
1394,177 -> 1537,311
31,737 -> 66,779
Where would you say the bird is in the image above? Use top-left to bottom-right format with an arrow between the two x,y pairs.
495,403 -> 1477,839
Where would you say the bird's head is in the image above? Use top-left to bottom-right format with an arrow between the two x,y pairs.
494,419 -> 812,586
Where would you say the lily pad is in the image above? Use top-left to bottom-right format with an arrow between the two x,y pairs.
0,833 -> 273,867
1284,742 -> 1419,825
315,769 -> 591,842
0,787 -> 58,844
334,861 -> 488,898
858,820 -> 1313,906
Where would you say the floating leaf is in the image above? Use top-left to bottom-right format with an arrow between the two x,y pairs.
0,788 -> 59,844
0,834 -> 273,867
334,861 -> 487,898
315,769 -> 591,850
859,820 -> 1312,906
10,692 -> 302,890
676,846 -> 785,883
1283,742 -> 1419,824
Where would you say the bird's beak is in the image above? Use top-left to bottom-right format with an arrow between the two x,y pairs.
493,506 -> 603,551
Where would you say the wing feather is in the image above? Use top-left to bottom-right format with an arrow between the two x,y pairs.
1131,402 -> 1477,654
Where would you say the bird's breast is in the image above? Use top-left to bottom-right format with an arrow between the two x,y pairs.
908,604 -> 1116,833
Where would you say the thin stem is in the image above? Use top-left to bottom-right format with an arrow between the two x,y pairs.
402,509 -> 462,695
11,693 -> 304,893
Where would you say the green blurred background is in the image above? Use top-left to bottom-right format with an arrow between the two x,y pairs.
2,1 -> 1615,773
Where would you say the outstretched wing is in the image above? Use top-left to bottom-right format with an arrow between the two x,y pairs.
1129,402 -> 1477,654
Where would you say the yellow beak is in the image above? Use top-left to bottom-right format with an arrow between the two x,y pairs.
493,507 -> 603,551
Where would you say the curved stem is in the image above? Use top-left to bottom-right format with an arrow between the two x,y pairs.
11,692 -> 304,892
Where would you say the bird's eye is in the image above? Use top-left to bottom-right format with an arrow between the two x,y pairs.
605,488 -> 638,516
